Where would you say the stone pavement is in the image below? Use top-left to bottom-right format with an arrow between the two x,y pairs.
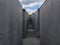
23,29 -> 40,45
23,37 -> 40,45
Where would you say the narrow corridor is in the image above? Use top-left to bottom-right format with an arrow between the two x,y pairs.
23,16 -> 40,45
23,29 -> 40,45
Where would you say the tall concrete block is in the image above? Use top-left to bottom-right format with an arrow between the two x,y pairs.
9,0 -> 23,45
0,0 -> 10,45
23,9 -> 28,38
34,11 -> 39,37
0,0 -> 23,45
40,0 -> 60,45
33,9 -> 40,38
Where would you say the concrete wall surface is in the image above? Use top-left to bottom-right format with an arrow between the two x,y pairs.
23,9 -> 28,38
33,9 -> 40,38
0,0 -> 23,45
34,11 -> 39,37
40,0 -> 60,45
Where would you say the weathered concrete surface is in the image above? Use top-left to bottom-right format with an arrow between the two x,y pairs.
23,9 -> 28,38
40,0 -> 60,45
33,9 -> 40,38
0,0 -> 23,45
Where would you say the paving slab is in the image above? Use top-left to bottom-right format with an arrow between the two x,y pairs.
23,37 -> 40,45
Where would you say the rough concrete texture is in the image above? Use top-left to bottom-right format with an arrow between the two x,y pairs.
40,0 -> 60,45
23,9 -> 28,38
0,0 -> 23,45
33,10 -> 40,38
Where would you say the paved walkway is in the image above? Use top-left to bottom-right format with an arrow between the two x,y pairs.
23,37 -> 40,45
23,29 -> 40,45
26,29 -> 36,37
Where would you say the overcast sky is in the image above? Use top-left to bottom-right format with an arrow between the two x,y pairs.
19,0 -> 45,14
